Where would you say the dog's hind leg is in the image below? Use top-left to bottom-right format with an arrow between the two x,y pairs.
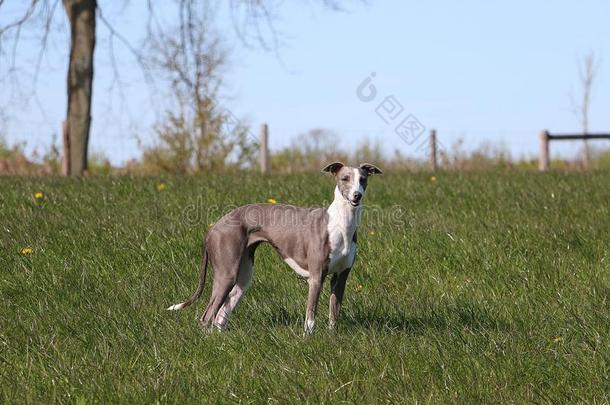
214,251 -> 254,329
200,273 -> 237,330
199,239 -> 245,330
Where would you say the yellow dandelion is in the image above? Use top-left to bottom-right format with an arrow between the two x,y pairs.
267,198 -> 277,204
553,336 -> 563,343
369,230 -> 376,236
34,191 -> 44,199
157,183 -> 167,192
430,176 -> 437,183
20,247 -> 33,255
355,284 -> 363,292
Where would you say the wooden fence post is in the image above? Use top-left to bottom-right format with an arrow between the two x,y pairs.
62,120 -> 71,176
429,129 -> 438,171
260,123 -> 269,174
539,129 -> 549,172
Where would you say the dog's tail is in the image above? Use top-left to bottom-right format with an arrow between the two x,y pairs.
167,247 -> 209,311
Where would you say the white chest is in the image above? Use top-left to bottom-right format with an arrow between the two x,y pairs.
327,233 -> 356,274
326,200 -> 360,274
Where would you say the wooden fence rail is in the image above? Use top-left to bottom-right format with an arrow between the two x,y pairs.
539,130 -> 610,171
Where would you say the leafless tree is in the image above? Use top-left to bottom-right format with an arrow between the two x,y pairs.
574,51 -> 601,168
141,7 -> 257,173
0,0 -> 346,175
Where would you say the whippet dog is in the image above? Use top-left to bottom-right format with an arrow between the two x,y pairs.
167,162 -> 383,334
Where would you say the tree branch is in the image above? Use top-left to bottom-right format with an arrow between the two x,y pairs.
0,0 -> 41,37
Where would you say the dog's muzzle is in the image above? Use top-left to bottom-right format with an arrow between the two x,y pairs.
350,192 -> 362,206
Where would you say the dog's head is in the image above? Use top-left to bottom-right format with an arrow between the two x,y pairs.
322,162 -> 383,207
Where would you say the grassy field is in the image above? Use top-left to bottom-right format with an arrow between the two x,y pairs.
1,171 -> 609,403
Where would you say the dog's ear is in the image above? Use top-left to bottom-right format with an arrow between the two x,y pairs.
321,162 -> 345,175
360,163 -> 383,175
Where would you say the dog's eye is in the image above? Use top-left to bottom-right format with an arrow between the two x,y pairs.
341,176 -> 350,181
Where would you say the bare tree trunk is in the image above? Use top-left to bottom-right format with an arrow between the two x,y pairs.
578,52 -> 599,170
582,86 -> 590,169
583,138 -> 590,170
63,0 -> 96,175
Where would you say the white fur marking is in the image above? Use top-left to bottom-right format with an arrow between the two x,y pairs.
305,318 -> 315,332
327,186 -> 360,274
167,303 -> 185,311
352,168 -> 364,199
285,258 -> 310,278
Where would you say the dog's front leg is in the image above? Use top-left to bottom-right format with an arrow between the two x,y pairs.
329,268 -> 351,330
304,271 -> 326,335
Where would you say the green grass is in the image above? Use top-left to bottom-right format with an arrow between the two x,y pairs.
1,171 -> 609,403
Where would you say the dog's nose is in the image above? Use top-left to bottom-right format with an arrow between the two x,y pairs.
353,191 -> 362,201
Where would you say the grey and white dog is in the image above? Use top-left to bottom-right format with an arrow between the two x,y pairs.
167,162 -> 383,334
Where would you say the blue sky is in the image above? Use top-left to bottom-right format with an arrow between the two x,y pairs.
1,0 -> 609,164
